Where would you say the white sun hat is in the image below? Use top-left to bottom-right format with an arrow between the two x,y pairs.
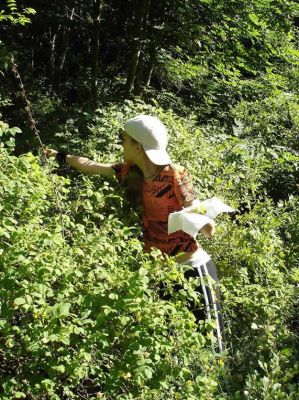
124,115 -> 172,165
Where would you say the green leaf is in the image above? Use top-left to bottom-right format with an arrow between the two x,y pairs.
52,365 -> 65,373
138,267 -> 148,277
13,297 -> 26,306
14,392 -> 26,399
52,302 -> 71,318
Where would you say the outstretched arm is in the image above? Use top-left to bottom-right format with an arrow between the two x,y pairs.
44,149 -> 115,177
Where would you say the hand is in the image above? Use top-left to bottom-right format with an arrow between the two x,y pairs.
200,220 -> 215,239
44,149 -> 58,158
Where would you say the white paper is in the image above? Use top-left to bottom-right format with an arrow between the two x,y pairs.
168,211 -> 212,237
200,197 -> 235,219
168,197 -> 235,236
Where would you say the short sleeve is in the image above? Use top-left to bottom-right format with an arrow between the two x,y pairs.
172,165 -> 198,207
111,163 -> 143,209
111,162 -> 131,183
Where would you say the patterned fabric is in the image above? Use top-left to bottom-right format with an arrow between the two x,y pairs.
112,163 -> 199,256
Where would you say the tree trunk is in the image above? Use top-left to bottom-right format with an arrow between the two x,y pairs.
133,0 -> 168,95
55,7 -> 74,89
133,0 -> 151,95
143,41 -> 156,89
49,27 -> 58,84
31,34 -> 35,75
133,53 -> 145,95
142,20 -> 165,92
91,0 -> 104,108
125,0 -> 150,96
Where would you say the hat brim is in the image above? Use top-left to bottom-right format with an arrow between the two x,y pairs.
144,148 -> 172,165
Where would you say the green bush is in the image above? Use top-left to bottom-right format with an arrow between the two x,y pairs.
1,103 -> 299,399
231,93 -> 299,149
0,121 -> 223,399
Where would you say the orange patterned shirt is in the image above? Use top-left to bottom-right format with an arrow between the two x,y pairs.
112,163 -> 199,256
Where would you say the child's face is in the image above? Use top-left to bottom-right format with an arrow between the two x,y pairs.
122,132 -> 140,164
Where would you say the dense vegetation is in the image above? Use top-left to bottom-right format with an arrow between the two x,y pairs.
1,0 -> 299,399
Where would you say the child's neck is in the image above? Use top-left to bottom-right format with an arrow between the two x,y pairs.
134,157 -> 163,181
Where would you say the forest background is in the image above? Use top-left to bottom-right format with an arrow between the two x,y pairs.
0,0 -> 299,399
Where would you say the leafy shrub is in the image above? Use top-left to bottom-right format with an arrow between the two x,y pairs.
231,93 -> 299,149
1,102 -> 299,400
0,121 -> 223,399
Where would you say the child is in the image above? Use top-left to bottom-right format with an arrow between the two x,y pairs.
45,114 -> 224,351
